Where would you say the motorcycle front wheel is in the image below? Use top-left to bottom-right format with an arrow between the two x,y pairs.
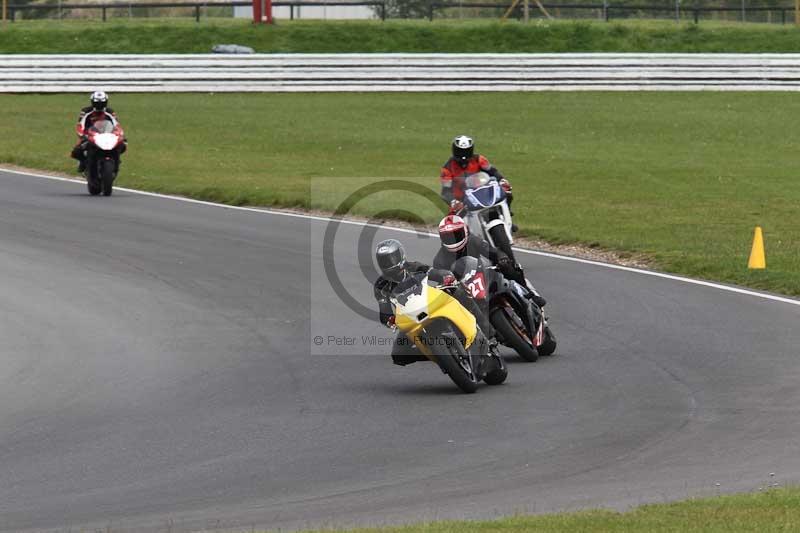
87,179 -> 101,196
100,159 -> 115,196
86,162 -> 101,196
489,224 -> 516,263
428,325 -> 479,394
491,307 -> 538,362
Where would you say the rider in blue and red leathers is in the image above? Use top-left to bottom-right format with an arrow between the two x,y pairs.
440,135 -> 512,213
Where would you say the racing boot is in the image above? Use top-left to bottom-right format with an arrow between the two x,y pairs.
524,280 -> 547,308
488,336 -> 501,357
71,145 -> 87,173
483,337 -> 507,385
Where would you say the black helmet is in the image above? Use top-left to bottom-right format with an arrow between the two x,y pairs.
375,239 -> 407,283
91,91 -> 109,111
452,135 -> 474,167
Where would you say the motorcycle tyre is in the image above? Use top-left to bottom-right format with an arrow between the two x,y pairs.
100,159 -> 115,196
491,307 -> 538,362
87,180 -> 101,196
489,224 -> 516,263
432,330 -> 479,394
538,325 -> 558,356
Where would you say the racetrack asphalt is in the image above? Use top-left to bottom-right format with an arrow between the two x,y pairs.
1,169 -> 799,532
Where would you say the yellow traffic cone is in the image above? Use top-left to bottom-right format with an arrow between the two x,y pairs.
748,226 -> 766,269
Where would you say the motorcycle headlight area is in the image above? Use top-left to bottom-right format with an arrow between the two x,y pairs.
94,134 -> 119,151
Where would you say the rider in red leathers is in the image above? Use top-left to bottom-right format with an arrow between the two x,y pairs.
70,91 -> 127,173
440,135 -> 512,213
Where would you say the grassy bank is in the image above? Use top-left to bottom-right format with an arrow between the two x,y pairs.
1,92 -> 799,296
293,487 -> 800,532
3,18 -> 800,53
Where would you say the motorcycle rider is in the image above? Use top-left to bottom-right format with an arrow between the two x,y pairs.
433,214 -> 547,308
373,239 -> 498,366
440,135 -> 513,214
70,91 -> 127,173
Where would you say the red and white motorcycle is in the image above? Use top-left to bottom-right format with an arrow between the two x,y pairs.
81,112 -> 125,196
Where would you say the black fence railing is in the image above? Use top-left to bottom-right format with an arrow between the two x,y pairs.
429,2 -> 798,23
3,0 -> 796,24
4,1 -> 386,21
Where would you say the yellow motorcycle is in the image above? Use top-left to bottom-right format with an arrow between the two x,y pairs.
390,271 -> 507,393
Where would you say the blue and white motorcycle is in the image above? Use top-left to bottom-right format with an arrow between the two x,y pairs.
461,172 -> 516,262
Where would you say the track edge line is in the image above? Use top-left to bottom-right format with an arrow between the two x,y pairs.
3,166 -> 798,308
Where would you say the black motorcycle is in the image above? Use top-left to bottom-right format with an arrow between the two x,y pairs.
452,255 -> 556,362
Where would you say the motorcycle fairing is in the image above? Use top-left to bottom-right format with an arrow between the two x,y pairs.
394,280 -> 430,322
93,133 -> 119,151
392,275 -> 477,349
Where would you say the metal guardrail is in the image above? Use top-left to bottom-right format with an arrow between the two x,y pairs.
5,53 -> 800,92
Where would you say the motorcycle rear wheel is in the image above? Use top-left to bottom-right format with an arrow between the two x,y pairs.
538,326 -> 558,356
491,307 -> 538,362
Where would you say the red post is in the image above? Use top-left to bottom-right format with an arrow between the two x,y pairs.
252,0 -> 272,23
265,0 -> 273,23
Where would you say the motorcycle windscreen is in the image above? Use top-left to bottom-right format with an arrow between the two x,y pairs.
90,120 -> 115,134
464,172 -> 491,189
464,183 -> 500,210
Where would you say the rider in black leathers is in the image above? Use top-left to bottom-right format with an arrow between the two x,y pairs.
373,239 -> 497,366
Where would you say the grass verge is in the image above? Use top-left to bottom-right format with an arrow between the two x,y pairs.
291,487 -> 800,532
1,92 -> 799,296
3,18 -> 800,53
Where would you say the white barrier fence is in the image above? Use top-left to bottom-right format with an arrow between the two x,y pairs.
4,53 -> 800,92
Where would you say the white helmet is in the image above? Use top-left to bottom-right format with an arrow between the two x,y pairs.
452,135 -> 474,166
90,91 -> 109,111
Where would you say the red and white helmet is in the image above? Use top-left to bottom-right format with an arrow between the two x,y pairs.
438,215 -> 469,252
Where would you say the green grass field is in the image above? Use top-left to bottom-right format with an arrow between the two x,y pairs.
291,487 -> 800,532
3,18 -> 800,53
1,91 -> 799,296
